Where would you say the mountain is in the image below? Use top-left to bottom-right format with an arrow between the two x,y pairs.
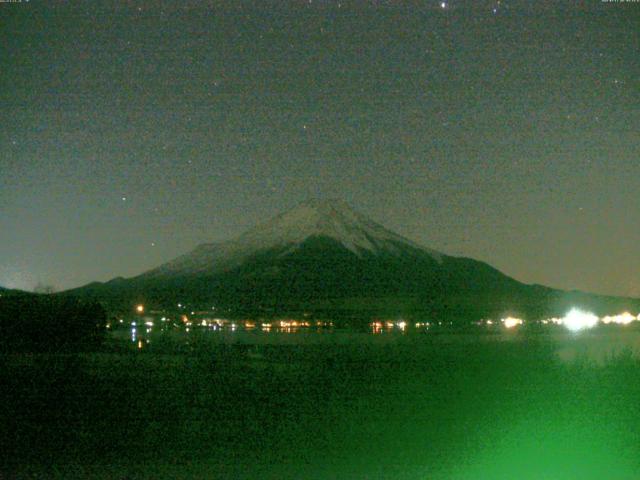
65,200 -> 640,322
142,199 -> 443,279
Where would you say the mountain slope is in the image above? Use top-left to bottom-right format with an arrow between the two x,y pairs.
0,286 -> 32,298
141,199 -> 442,279
65,200 -> 640,321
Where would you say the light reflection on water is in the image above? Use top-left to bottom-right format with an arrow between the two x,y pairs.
123,318 -> 434,340
113,322 -> 640,364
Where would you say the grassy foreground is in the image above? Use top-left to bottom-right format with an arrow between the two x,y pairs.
2,334 -> 640,479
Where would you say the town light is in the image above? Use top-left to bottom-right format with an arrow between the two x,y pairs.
502,317 -> 523,329
602,312 -> 635,325
563,308 -> 598,332
136,304 -> 144,313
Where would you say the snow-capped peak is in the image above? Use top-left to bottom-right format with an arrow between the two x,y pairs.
142,199 -> 442,278
235,199 -> 442,259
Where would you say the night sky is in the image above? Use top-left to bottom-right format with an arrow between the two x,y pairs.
1,0 -> 638,296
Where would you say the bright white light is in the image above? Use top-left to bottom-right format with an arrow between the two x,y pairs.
502,317 -> 523,329
440,1 -> 447,8
563,308 -> 598,332
397,321 -> 407,330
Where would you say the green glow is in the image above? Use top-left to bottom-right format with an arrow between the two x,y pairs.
444,417 -> 636,479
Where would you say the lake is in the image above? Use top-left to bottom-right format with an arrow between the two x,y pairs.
114,323 -> 640,365
3,327 -> 640,479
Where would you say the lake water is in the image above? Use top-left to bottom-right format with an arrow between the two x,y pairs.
113,324 -> 640,365
4,326 -> 640,479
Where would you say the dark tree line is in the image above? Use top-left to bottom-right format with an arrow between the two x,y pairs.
0,295 -> 107,352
